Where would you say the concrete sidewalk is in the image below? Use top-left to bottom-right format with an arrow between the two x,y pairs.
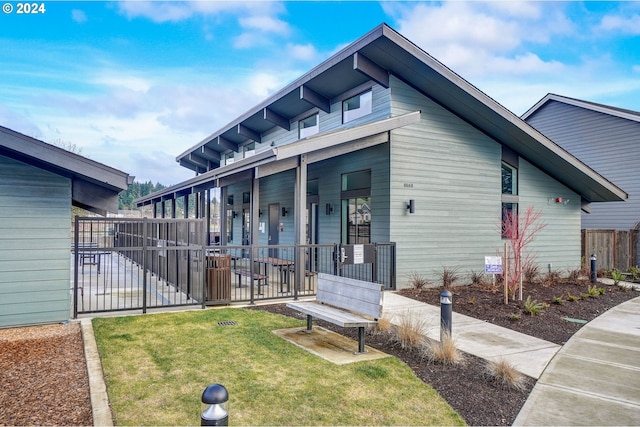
514,295 -> 640,426
382,292 -> 561,379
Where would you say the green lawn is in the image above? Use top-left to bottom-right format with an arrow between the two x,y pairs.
93,308 -> 465,426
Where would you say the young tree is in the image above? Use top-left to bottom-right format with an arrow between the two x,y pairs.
501,206 -> 546,302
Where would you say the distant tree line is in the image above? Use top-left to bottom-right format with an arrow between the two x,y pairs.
119,181 -> 166,210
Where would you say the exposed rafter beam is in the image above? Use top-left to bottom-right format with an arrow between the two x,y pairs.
237,124 -> 261,143
300,85 -> 330,113
353,52 -> 389,88
188,153 -> 211,170
263,107 -> 290,131
217,136 -> 239,152
199,145 -> 221,162
179,158 -> 200,173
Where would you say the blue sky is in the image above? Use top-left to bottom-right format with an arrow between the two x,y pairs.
1,1 -> 639,185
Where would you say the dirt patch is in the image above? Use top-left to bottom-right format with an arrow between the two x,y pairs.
0,322 -> 92,426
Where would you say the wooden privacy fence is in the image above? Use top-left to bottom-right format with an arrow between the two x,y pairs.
582,229 -> 639,271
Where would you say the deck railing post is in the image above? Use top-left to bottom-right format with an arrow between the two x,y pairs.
142,217 -> 148,314
73,216 -> 79,319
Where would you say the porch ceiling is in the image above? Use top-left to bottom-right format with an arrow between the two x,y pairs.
172,23 -> 625,204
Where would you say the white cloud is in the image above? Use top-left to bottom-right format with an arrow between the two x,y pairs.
71,9 -> 87,24
287,43 -> 318,62
238,15 -> 290,35
598,14 -> 640,35
388,1 -> 574,78
116,1 -> 250,23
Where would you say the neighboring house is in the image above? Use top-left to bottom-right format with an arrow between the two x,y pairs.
522,94 -> 639,231
136,24 -> 626,288
0,126 -> 132,328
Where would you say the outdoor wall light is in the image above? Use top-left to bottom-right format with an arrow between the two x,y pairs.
231,211 -> 237,219
281,207 -> 288,217
258,209 -> 263,217
325,203 -> 334,215
201,383 -> 229,426
407,199 -> 415,214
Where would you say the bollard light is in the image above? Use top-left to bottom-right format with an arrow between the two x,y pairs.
440,290 -> 452,342
201,384 -> 228,426
590,254 -> 597,284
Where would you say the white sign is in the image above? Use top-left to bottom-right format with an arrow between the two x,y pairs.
353,244 -> 364,264
484,256 -> 503,274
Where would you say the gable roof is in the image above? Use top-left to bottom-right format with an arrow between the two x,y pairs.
522,93 -> 640,124
161,23 -> 626,204
0,125 -> 133,215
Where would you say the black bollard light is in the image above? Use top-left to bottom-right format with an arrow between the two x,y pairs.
201,384 -> 228,426
590,254 -> 597,284
440,290 -> 452,342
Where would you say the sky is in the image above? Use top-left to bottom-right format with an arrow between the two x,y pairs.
1,1 -> 639,186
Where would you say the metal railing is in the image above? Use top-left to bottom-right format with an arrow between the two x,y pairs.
73,217 -> 395,315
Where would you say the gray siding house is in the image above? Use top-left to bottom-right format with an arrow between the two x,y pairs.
0,126 -> 131,328
523,94 -> 639,231
136,24 -> 625,288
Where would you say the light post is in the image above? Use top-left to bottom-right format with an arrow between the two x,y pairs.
590,254 -> 597,284
440,290 -> 452,342
201,384 -> 228,426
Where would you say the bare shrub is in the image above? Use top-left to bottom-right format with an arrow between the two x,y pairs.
439,266 -> 461,289
392,311 -> 427,350
470,270 -> 486,286
407,271 -> 430,290
369,316 -> 393,336
523,263 -> 541,285
542,270 -> 562,287
422,332 -> 464,365
483,358 -> 527,391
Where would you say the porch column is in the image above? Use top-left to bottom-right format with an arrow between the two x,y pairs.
220,187 -> 228,245
294,154 -> 307,295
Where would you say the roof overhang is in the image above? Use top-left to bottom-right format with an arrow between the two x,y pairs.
0,125 -> 133,215
171,23 -> 626,204
135,111 -> 421,206
522,93 -> 640,124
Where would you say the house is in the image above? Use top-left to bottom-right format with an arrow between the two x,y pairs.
522,94 -> 639,267
523,94 -> 639,230
136,24 -> 626,288
0,126 -> 132,328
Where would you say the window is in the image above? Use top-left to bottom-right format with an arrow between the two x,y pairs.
501,160 -> 518,239
343,90 -> 372,123
299,113 -> 319,139
341,170 -> 371,244
224,152 -> 234,165
501,162 -> 518,195
243,143 -> 255,158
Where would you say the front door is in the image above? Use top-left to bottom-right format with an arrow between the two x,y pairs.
268,203 -> 280,257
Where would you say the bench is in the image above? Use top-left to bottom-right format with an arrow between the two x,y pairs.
232,269 -> 268,287
287,273 -> 383,353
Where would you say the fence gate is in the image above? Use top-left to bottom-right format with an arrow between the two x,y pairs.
73,217 -> 206,317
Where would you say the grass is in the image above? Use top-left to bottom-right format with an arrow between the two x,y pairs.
483,358 -> 527,391
93,308 -> 464,426
391,310 -> 428,350
422,332 -> 464,366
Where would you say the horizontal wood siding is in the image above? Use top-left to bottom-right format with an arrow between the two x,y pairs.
388,77 -> 581,287
0,155 -> 71,328
518,159 -> 582,271
526,101 -> 640,230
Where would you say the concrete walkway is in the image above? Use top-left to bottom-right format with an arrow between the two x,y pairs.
383,292 -> 561,379
514,295 -> 640,426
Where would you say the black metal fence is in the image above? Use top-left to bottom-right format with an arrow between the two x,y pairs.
73,217 -> 396,316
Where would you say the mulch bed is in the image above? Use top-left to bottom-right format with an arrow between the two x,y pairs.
0,323 -> 92,426
0,279 -> 637,426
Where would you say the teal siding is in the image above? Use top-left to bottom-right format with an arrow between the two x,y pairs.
387,76 -> 580,287
519,159 -> 581,270
0,155 -> 71,328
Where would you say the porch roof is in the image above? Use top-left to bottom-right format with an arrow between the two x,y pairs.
145,23 -> 626,205
1,125 -> 133,215
135,111 -> 421,206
